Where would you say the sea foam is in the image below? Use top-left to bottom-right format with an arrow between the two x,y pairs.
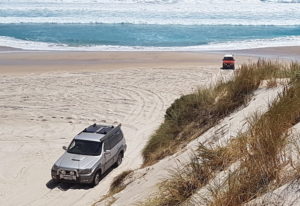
0,0 -> 300,25
0,0 -> 300,50
1,35 -> 300,51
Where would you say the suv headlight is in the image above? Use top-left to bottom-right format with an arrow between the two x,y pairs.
78,168 -> 92,174
52,164 -> 59,171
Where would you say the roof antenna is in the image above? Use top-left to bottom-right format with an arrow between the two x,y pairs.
93,123 -> 96,127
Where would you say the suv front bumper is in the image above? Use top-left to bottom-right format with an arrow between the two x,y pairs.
222,63 -> 235,70
51,170 -> 94,184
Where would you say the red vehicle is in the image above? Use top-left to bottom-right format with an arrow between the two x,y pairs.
222,54 -> 235,70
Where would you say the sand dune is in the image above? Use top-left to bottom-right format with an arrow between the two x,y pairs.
0,48 -> 295,206
100,86 -> 285,206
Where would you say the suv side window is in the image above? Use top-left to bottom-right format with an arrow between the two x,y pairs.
115,131 -> 123,144
109,130 -> 122,148
110,134 -> 118,148
104,139 -> 112,151
104,129 -> 123,150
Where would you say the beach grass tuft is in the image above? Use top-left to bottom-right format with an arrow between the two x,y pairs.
210,78 -> 300,206
109,170 -> 133,195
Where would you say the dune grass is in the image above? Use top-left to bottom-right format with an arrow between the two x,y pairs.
140,142 -> 241,206
210,79 -> 300,206
109,170 -> 133,194
93,170 -> 134,206
139,135 -> 247,206
142,60 -> 290,167
139,61 -> 300,206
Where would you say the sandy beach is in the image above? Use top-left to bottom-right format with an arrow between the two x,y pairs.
0,50 -> 254,74
0,47 -> 299,206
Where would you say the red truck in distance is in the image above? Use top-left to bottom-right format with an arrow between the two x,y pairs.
222,54 -> 235,70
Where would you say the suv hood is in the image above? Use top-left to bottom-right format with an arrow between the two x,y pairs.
55,152 -> 99,170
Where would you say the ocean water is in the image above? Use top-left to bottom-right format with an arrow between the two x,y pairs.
0,0 -> 300,51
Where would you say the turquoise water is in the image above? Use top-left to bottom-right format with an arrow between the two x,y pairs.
1,24 -> 300,47
1,0 -> 300,50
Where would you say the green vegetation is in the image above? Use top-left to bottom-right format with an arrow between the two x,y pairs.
142,60 -> 292,167
140,61 -> 300,206
140,137 -> 245,206
211,79 -> 300,206
140,143 -> 239,206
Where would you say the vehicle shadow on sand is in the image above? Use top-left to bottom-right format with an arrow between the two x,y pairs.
46,167 -> 114,191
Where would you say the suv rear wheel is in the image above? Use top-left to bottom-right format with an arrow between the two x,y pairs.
115,153 -> 123,167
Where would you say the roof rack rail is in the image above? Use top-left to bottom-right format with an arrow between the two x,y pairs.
79,123 -> 122,140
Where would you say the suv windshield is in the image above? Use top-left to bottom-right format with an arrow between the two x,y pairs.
67,140 -> 102,156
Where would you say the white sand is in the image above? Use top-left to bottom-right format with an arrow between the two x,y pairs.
100,85 -> 284,206
0,48 -> 297,206
0,66 -> 225,206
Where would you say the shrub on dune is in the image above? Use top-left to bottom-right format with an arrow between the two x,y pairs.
142,60 -> 283,167
140,61 -> 300,206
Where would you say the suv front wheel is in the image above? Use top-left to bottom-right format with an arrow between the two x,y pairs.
93,170 -> 101,186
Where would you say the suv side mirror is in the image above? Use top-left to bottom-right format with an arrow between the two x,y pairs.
104,150 -> 111,155
62,146 -> 67,150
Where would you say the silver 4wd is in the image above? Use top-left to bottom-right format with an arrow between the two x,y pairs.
51,123 -> 126,186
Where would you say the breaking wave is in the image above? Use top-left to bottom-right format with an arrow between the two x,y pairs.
1,35 -> 300,51
1,0 -> 300,25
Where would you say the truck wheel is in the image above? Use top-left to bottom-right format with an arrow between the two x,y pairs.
115,153 -> 123,167
93,171 -> 101,186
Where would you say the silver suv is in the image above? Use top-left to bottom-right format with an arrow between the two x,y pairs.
51,123 -> 126,186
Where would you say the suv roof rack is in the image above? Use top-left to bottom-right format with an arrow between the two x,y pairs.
80,123 -> 121,141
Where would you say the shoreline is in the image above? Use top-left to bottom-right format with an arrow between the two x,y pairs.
0,50 -> 250,74
0,46 -> 300,74
226,46 -> 300,61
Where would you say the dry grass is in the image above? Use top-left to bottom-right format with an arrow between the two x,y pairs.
142,60 -> 286,167
140,156 -> 211,206
109,170 -> 133,194
266,78 -> 278,88
139,61 -> 300,206
210,79 -> 300,206
141,157 -> 211,206
140,140 -> 244,206
93,170 -> 134,206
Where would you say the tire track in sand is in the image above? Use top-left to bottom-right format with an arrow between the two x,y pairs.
0,67 -> 218,206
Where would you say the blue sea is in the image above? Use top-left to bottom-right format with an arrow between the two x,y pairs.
0,0 -> 300,51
